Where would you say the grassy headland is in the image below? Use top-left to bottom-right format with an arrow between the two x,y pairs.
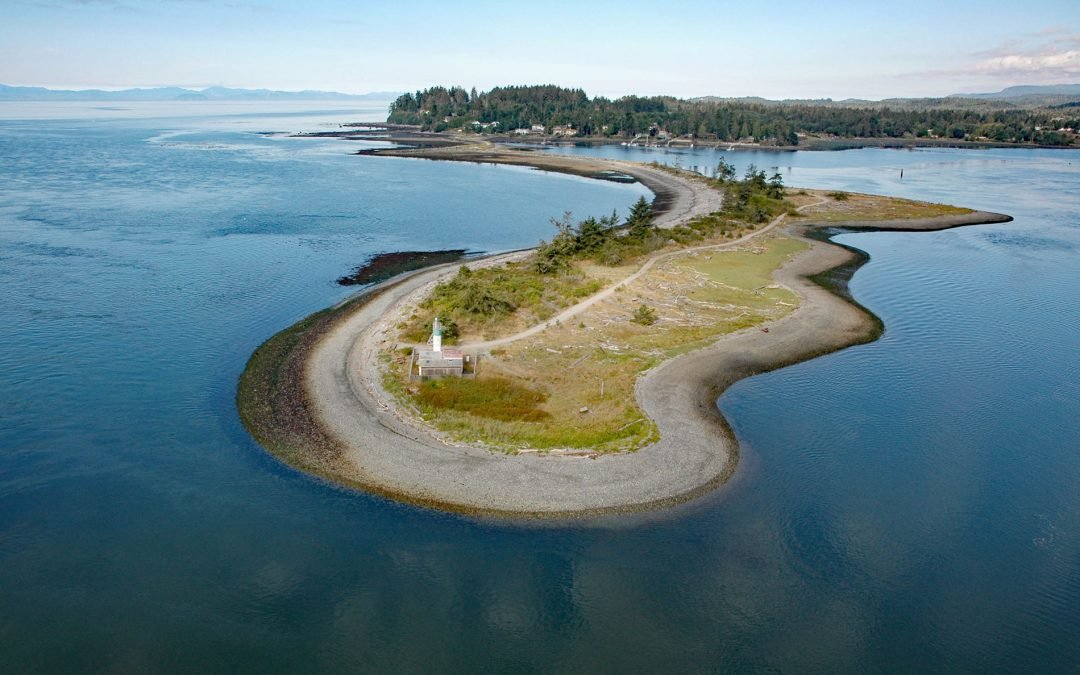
387,232 -> 806,453
382,170 -> 798,453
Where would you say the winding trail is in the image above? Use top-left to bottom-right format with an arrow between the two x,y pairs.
461,196 -> 827,352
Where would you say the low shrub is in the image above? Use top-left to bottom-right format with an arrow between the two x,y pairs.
632,304 -> 658,326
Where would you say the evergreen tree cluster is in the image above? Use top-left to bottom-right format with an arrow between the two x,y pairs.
719,164 -> 786,223
534,196 -> 657,274
387,85 -> 1076,146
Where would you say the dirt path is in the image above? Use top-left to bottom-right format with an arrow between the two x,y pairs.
461,196 -> 828,352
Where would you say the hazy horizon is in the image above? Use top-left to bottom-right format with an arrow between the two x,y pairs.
3,0 -> 1077,101
3,81 -> 1079,103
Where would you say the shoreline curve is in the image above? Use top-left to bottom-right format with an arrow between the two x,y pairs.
237,156 -> 1011,518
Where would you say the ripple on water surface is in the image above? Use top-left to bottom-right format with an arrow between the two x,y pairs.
2,118 -> 1080,671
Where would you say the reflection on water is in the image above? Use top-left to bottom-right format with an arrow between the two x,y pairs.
1,107 -> 1079,671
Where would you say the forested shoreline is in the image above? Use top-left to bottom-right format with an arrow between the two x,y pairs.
387,85 -> 1078,146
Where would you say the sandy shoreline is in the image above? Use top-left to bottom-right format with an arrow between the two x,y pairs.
238,150 -> 1011,518
356,142 -> 726,224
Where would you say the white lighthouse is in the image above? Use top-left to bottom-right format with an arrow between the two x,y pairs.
432,317 -> 443,353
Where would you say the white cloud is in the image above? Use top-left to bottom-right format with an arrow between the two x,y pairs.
973,49 -> 1080,76
902,28 -> 1080,92
962,27 -> 1080,80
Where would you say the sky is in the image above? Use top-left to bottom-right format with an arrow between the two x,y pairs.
1,0 -> 1078,100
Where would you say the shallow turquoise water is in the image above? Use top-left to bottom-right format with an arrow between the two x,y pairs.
2,106 -> 1079,672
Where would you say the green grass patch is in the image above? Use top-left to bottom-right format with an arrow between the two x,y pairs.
686,235 -> 806,285
402,263 -> 604,341
417,377 -> 550,422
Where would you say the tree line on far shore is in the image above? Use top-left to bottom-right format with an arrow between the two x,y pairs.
387,85 -> 1078,146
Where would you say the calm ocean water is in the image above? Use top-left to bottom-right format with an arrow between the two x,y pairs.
2,105 -> 1078,672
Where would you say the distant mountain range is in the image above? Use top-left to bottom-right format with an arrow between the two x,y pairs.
692,84 -> 1080,110
951,84 -> 1080,99
7,83 -> 1077,109
0,84 -> 401,101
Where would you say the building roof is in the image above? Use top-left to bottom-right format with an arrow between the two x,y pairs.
417,348 -> 464,369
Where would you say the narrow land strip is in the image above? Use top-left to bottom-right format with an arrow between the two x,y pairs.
239,146 -> 1011,517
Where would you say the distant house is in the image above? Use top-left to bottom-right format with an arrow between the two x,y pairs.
511,124 -> 547,135
552,125 -> 576,136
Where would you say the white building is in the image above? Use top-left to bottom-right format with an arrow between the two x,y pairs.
415,318 -> 464,378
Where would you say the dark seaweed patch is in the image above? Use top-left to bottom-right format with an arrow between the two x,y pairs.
337,249 -> 469,286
